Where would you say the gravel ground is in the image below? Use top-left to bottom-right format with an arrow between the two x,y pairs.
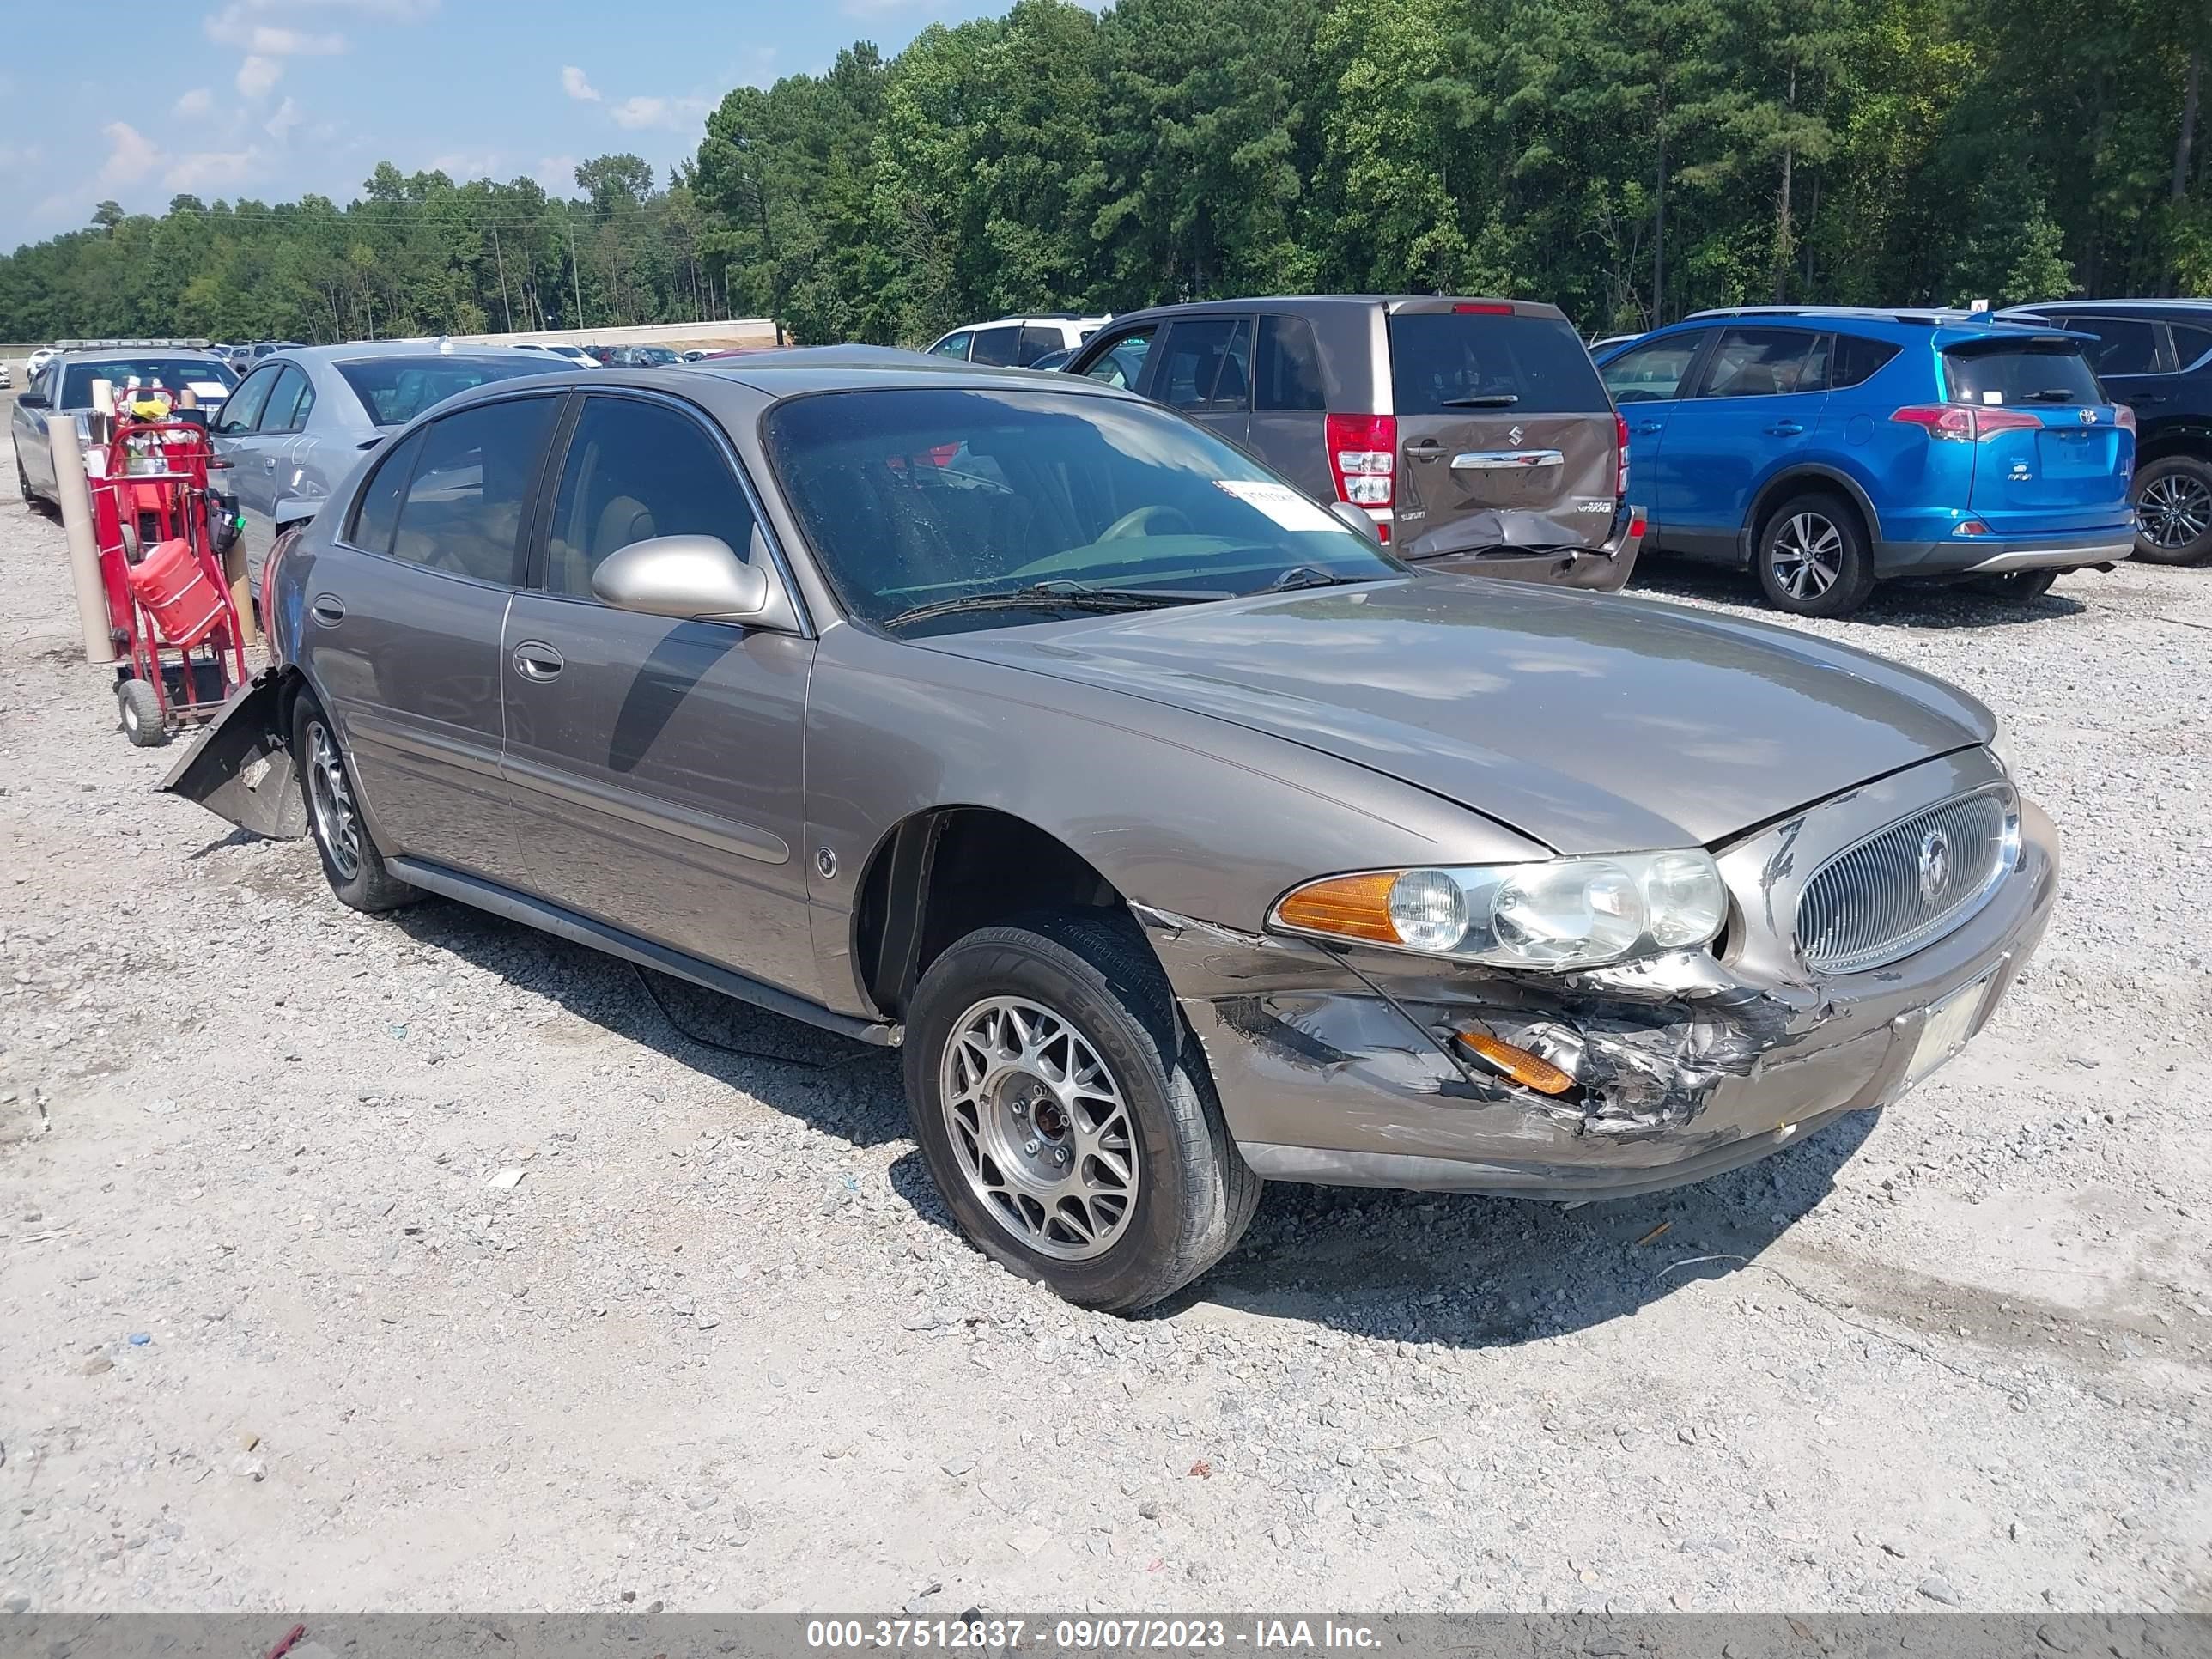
2,406 -> 2208,1616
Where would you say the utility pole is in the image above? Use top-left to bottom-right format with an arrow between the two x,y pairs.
566,216 -> 586,331
491,222 -> 514,333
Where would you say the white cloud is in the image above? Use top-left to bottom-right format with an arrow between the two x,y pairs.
608,94 -> 709,131
236,55 -> 282,98
165,149 -> 261,192
205,5 -> 345,55
428,151 -> 501,181
534,155 -> 579,191
264,97 -> 303,142
94,123 -> 161,191
561,65 -> 600,102
174,87 -> 214,118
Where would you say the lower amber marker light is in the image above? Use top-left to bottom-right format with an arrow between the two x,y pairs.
1453,1026 -> 1576,1096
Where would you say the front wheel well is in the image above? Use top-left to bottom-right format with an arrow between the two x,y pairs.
853,807 -> 1129,1021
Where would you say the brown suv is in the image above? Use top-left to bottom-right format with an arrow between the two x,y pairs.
1066,295 -> 1644,589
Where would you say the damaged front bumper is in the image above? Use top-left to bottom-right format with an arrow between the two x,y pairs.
157,668 -> 305,839
1136,773 -> 2057,1201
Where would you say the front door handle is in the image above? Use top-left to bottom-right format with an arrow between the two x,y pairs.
263,455 -> 278,471
512,641 -> 564,681
1765,421 -> 1805,436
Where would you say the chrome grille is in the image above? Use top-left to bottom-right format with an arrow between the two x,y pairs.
1795,788 -> 2017,975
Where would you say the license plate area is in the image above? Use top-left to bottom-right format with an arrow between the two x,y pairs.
1905,973 -> 1996,1085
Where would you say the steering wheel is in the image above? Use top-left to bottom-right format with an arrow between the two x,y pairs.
1099,503 -> 1194,541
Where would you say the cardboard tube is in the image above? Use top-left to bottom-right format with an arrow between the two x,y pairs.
48,416 -> 119,666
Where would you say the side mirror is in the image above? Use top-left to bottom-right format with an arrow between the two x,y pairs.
1328,500 -> 1382,542
17,392 -> 47,410
592,533 -> 769,622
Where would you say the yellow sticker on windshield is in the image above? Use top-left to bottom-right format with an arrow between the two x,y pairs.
1213,479 -> 1343,535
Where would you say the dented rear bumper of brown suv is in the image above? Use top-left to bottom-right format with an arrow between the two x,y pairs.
1135,790 -> 2056,1202
1407,503 -> 1646,594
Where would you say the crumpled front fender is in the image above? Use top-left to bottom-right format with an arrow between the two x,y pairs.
158,669 -> 305,839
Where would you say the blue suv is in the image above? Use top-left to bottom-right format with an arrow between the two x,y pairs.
1597,307 -> 2138,617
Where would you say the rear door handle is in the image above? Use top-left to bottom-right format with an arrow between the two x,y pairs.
512,641 -> 564,681
1765,421 -> 1805,436
308,595 -> 346,627
263,455 -> 278,471
1633,421 -> 1665,435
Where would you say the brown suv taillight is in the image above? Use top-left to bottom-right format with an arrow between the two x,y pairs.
1326,412 -> 1396,543
1614,412 -> 1629,499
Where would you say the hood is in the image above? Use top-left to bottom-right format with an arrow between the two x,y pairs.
920,576 -> 1990,854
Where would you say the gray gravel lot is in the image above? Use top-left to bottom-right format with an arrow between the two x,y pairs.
2,408 -> 2208,1615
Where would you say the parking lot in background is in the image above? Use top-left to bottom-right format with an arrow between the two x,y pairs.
3,376 -> 2207,1613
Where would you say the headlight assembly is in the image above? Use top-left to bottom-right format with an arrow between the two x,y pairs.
1271,851 -> 1729,970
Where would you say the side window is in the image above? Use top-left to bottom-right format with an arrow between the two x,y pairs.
387,397 -> 557,585
928,331 -> 973,360
2077,317 -> 2162,377
1081,325 -> 1155,389
1017,325 -> 1064,365
214,364 -> 281,434
1830,333 -> 1902,389
346,428 -> 425,556
1695,327 -> 1826,398
1602,336 -> 1701,403
2170,322 -> 2212,368
1255,313 -> 1327,411
259,366 -> 314,434
544,397 -> 757,600
969,326 -> 1023,367
1157,317 -> 1252,411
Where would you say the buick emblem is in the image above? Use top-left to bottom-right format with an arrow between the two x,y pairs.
1917,830 -> 1953,902
1507,424 -> 1524,446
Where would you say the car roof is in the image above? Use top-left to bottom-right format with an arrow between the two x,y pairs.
1661,307 -> 2093,347
264,343 -> 554,367
1998,298 -> 2212,313
1097,294 -> 1571,325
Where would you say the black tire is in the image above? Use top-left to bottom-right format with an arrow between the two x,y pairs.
290,690 -> 417,912
117,678 -> 167,747
1969,568 -> 2058,601
15,447 -> 40,509
903,911 -> 1261,1313
2130,454 -> 2212,565
1754,492 -> 1877,617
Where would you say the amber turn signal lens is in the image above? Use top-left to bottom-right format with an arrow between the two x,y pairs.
1273,871 -> 1401,945
1453,1027 -> 1576,1096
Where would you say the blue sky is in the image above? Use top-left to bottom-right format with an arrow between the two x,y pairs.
0,0 -> 1008,249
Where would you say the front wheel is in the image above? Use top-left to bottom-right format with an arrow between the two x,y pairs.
1755,494 -> 1875,617
292,690 -> 418,912
117,678 -> 166,747
2130,455 -> 2212,565
903,913 -> 1259,1313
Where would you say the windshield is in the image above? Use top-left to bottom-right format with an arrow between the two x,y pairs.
59,356 -> 235,408
1942,342 -> 2103,406
765,387 -> 1403,632
336,356 -> 552,426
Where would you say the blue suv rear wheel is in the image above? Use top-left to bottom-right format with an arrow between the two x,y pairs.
1754,491 -> 1875,617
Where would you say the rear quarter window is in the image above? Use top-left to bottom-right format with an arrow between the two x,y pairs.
1943,343 -> 2103,407
1389,311 -> 1609,416
1830,334 -> 1902,389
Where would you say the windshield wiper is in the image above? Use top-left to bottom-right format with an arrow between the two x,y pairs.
883,580 -> 1223,629
1256,565 -> 1377,594
2019,388 -> 2079,404
1441,392 -> 1520,407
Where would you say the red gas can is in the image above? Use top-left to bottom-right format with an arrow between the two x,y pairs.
126,538 -> 227,650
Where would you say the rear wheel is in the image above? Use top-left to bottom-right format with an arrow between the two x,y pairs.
2130,455 -> 2212,564
1754,493 -> 1875,618
904,912 -> 1259,1313
15,447 -> 40,509
292,690 -> 417,912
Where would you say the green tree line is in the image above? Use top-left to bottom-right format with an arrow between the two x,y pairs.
5,0 -> 2206,346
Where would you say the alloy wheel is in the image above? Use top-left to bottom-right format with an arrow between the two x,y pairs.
304,720 -> 363,882
1770,512 -> 1844,599
2138,472 -> 2212,552
939,995 -> 1139,1261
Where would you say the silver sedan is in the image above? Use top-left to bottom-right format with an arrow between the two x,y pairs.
209,343 -> 556,591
